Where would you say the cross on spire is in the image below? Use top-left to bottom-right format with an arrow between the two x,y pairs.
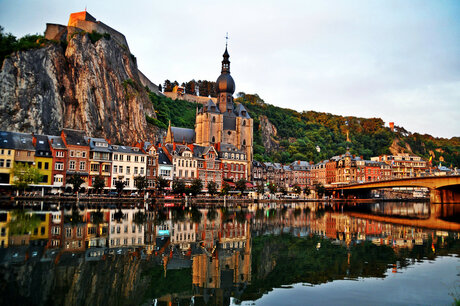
225,32 -> 228,47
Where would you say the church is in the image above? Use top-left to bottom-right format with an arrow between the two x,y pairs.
165,46 -> 253,180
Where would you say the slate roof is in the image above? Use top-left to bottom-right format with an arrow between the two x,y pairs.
170,127 -> 195,144
158,148 -> 172,165
234,103 -> 251,119
110,145 -> 145,155
88,137 -> 111,153
205,99 -> 220,113
35,134 -> 52,157
0,131 -> 35,151
48,136 -> 67,150
62,129 -> 88,146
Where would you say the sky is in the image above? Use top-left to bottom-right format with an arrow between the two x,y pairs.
1,0 -> 459,138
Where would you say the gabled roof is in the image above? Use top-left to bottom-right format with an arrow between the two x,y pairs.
205,99 -> 220,114
193,145 -> 217,158
35,134 -> 52,155
88,137 -> 111,152
2,132 -> 35,151
48,136 -> 66,149
110,144 -> 145,155
158,148 -> 172,165
170,127 -> 196,144
234,103 -> 251,119
62,129 -> 88,146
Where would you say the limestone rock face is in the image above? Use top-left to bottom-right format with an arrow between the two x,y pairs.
259,115 -> 279,152
0,33 -> 156,144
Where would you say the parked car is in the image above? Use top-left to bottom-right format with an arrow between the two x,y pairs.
108,191 -> 118,197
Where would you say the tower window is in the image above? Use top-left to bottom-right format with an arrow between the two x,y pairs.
242,120 -> 246,126
243,139 -> 246,146
212,117 -> 216,123
212,136 -> 215,143
227,131 -> 231,136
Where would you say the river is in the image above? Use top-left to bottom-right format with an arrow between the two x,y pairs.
0,201 -> 458,305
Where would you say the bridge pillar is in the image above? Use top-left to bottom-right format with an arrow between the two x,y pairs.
430,188 -> 460,204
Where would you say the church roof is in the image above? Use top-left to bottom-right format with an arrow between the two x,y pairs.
205,99 -> 220,113
170,127 -> 196,144
234,103 -> 251,118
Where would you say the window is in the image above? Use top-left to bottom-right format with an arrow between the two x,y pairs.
113,165 -> 118,173
113,154 -> 118,161
27,151 -> 31,157
44,162 -> 49,170
82,151 -> 86,158
125,178 -> 130,186
91,164 -> 99,172
134,167 -> 138,175
103,164 -> 110,172
69,160 -> 76,170
141,156 -> 145,163
191,171 -> 194,178
140,167 -> 144,175
126,166 -> 131,174
135,156 -> 139,162
127,155 -> 131,162
79,161 -> 86,171
38,162 -> 42,169
76,151 -> 81,158
119,166 -> 123,173
0,159 -> 3,167
7,150 -> 11,156
66,228 -> 72,237
56,151 -> 64,157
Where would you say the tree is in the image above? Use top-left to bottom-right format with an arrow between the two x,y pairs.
133,211 -> 146,225
207,181 -> 218,196
188,178 -> 203,196
235,179 -> 247,195
163,79 -> 173,92
158,84 -> 162,92
256,183 -> 265,195
134,176 -> 147,193
207,209 -> 217,221
221,182 -> 231,195
11,163 -> 43,193
279,185 -> 287,196
67,174 -> 84,194
268,183 -> 278,195
155,176 -> 169,194
303,186 -> 311,197
190,207 -> 202,224
293,184 -> 302,196
93,175 -> 105,194
314,182 -> 325,198
7,209 -> 41,235
115,180 -> 126,196
172,178 -> 186,195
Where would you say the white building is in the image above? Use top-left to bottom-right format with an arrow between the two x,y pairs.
111,145 -> 147,191
108,209 -> 144,247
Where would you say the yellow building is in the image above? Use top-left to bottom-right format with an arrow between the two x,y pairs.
0,131 -> 15,185
33,135 -> 53,185
0,211 -> 11,248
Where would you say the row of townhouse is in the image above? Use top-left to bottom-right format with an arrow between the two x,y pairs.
0,129 -> 251,193
249,151 -> 429,191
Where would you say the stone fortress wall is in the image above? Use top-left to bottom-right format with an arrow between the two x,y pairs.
164,92 -> 217,105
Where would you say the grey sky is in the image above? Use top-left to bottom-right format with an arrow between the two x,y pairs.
1,0 -> 459,138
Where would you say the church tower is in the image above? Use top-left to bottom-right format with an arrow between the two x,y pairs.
216,47 -> 235,114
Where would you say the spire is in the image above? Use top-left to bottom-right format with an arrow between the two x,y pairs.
221,35 -> 230,74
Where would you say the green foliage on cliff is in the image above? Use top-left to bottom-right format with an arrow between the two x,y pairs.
0,26 -> 46,65
236,92 -> 393,163
147,92 -> 197,129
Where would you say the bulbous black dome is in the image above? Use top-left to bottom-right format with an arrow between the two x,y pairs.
216,73 -> 235,94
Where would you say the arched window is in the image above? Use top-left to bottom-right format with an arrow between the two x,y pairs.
212,136 -> 215,143
243,139 -> 246,146
212,117 -> 216,123
227,131 -> 231,136
242,120 -> 246,126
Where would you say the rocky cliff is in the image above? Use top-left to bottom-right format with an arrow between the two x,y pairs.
259,115 -> 279,153
0,32 -> 156,144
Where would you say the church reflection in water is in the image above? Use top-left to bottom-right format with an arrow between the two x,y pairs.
0,202 -> 458,305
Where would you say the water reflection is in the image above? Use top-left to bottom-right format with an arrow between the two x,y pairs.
0,202 -> 458,305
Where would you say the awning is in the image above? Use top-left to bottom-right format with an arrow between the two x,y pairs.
225,182 -> 236,187
245,182 -> 255,188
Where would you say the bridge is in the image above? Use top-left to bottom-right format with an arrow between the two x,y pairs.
328,175 -> 460,204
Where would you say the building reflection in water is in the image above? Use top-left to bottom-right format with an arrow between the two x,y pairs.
0,201 -> 458,305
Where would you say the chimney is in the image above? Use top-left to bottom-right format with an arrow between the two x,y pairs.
32,136 -> 37,147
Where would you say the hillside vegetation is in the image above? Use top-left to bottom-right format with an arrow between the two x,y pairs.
146,91 -> 459,167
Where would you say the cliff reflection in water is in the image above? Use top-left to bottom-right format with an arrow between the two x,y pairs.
0,202 -> 459,305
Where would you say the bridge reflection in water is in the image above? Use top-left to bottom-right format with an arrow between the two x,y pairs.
0,201 -> 458,305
